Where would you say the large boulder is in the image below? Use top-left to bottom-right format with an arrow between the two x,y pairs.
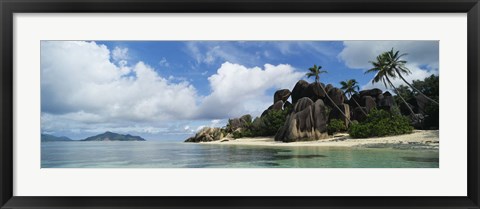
359,88 -> 383,98
414,95 -> 429,114
291,80 -> 309,104
326,87 -> 345,107
272,100 -> 284,111
376,94 -> 384,103
328,104 -> 351,127
346,94 -> 361,107
274,89 -> 291,103
362,96 -> 377,112
185,127 -> 224,142
352,106 -> 368,122
227,114 -> 252,131
378,95 -> 396,111
261,100 -> 286,117
304,82 -> 327,102
275,98 -> 329,142
325,84 -> 334,94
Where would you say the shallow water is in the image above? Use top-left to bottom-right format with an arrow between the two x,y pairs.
41,141 -> 439,168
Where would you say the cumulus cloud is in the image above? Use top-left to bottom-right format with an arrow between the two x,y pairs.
338,41 -> 439,90
111,46 -> 129,62
197,62 -> 304,119
41,41 -> 199,134
41,41 -> 304,137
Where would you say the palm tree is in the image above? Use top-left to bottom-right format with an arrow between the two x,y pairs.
306,64 -> 352,124
384,49 -> 439,105
340,79 -> 367,116
366,53 -> 416,116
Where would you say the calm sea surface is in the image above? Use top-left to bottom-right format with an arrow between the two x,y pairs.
41,141 -> 439,168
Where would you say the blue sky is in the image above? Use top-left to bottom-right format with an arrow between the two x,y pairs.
95,41 -> 367,97
41,41 -> 438,140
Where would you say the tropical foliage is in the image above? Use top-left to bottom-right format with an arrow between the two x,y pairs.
383,49 -> 439,105
348,109 -> 413,138
394,75 -> 439,129
366,50 -> 416,116
251,108 -> 290,136
340,79 -> 367,116
232,108 -> 290,138
327,119 -> 347,135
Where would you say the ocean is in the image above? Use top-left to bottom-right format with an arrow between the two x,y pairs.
41,141 -> 439,168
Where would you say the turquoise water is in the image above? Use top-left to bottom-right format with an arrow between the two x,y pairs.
41,141 -> 439,168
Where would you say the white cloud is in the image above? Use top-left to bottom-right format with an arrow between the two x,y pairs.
338,41 -> 439,91
197,62 -> 304,118
112,46 -> 129,62
41,41 -> 304,136
41,41 -> 199,134
339,41 -> 439,69
159,57 -> 170,67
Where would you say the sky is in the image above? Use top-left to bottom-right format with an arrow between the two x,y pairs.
40,41 -> 439,140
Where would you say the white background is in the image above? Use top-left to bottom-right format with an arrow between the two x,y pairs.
13,13 -> 467,196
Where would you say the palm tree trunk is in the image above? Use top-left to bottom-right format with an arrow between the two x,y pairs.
396,70 -> 439,105
350,94 -> 368,116
318,82 -> 353,124
385,76 -> 416,116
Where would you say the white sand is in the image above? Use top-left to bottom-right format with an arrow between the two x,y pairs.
200,130 -> 439,149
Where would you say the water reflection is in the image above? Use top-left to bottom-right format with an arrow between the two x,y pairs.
41,141 -> 439,168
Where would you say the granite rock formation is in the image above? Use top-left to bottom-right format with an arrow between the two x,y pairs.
275,98 -> 329,142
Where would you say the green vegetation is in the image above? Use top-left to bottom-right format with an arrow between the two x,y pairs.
232,129 -> 254,139
252,108 -> 290,136
41,134 -> 72,142
340,79 -> 367,116
231,108 -> 290,139
395,75 -> 439,129
327,119 -> 347,135
366,50 -> 416,116
348,109 -> 413,138
384,49 -> 439,105
82,131 -> 146,141
366,49 -> 439,117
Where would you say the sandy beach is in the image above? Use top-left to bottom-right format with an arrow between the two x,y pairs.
201,130 -> 439,149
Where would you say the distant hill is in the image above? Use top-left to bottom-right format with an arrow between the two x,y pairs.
41,134 -> 73,142
82,131 -> 146,141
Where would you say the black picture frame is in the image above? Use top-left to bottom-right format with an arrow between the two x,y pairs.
1,0 -> 479,208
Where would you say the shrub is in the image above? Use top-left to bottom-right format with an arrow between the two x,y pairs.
251,109 -> 289,136
423,98 -> 439,129
232,129 -> 255,139
327,119 -> 346,135
348,109 -> 413,138
226,109 -> 289,139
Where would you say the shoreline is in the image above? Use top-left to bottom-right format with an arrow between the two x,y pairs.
199,130 -> 439,150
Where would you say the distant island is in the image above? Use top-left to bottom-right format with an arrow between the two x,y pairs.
41,131 -> 146,142
82,131 -> 146,141
41,134 -> 72,142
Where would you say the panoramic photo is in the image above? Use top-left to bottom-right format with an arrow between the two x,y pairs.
41,40 -> 439,168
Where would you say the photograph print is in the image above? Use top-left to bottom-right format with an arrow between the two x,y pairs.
41,41 -> 439,168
